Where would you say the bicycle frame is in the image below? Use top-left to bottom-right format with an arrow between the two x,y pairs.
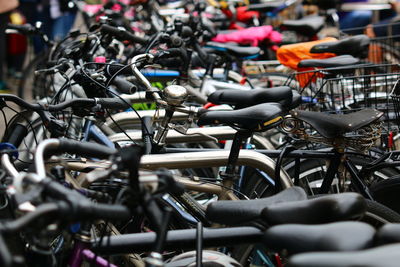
91,226 -> 264,255
165,147 -> 389,199
107,126 -> 274,149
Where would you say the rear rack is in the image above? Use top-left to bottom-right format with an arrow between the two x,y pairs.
285,63 -> 400,150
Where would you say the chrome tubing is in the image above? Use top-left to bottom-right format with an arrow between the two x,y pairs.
140,150 -> 293,189
108,126 -> 235,143
66,150 -> 293,188
108,126 -> 275,149
34,139 -> 60,180
130,54 -> 154,91
1,154 -> 19,179
105,110 -> 190,129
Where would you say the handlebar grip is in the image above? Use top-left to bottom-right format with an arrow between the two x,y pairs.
100,25 -> 148,45
97,98 -> 129,110
105,64 -> 134,77
3,123 -> 28,148
111,76 -> 137,94
58,139 -> 117,159
7,23 -> 36,35
78,202 -> 131,221
44,182 -> 130,221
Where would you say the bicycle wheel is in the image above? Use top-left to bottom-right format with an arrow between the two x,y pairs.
370,177 -> 400,215
363,198 -> 400,225
18,50 -> 51,100
284,153 -> 400,196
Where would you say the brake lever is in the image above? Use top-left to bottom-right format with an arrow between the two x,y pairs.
37,111 -> 67,138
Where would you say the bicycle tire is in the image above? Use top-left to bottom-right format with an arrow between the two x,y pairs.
18,50 -> 50,100
363,199 -> 400,226
370,177 -> 400,215
284,153 -> 400,196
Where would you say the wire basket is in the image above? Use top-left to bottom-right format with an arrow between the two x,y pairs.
285,64 -> 400,134
390,78 -> 400,128
341,22 -> 400,65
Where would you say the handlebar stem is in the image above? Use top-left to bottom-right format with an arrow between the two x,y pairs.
35,139 -> 61,180
1,154 -> 19,179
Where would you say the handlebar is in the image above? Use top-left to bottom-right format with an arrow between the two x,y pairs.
7,23 -> 52,46
35,138 -> 117,179
6,23 -> 36,35
100,24 -> 148,45
0,94 -> 129,112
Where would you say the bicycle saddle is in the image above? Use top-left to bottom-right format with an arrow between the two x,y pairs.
205,42 -> 260,59
281,16 -> 325,37
247,1 -> 284,12
287,243 -> 400,267
310,35 -> 370,58
297,55 -> 360,69
207,87 -> 300,109
375,224 -> 400,246
291,109 -> 383,138
206,187 -> 307,225
197,102 -> 284,131
263,222 -> 375,254
261,193 -> 366,225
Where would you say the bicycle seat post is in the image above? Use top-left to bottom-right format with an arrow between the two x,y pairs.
220,130 -> 252,182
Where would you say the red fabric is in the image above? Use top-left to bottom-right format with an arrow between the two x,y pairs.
7,12 -> 27,55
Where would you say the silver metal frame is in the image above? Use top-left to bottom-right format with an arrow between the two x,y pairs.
67,150 -> 293,189
107,126 -> 275,149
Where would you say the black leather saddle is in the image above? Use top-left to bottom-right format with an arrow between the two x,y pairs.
206,187 -> 307,225
247,1 -> 284,12
207,87 -> 301,110
376,224 -> 400,246
205,42 -> 260,59
263,222 -> 375,254
261,193 -> 366,225
197,103 -> 284,131
287,243 -> 400,267
310,35 -> 370,58
291,109 -> 383,138
297,55 -> 360,69
281,16 -> 325,37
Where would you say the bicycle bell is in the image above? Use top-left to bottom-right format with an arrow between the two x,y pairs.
163,85 -> 188,106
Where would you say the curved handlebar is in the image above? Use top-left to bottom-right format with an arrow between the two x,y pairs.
0,94 -> 129,112
35,138 -> 117,179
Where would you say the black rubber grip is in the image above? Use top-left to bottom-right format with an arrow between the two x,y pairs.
97,98 -> 129,110
58,139 -> 117,159
111,76 -> 137,94
105,64 -> 134,77
43,181 -> 131,221
100,25 -> 148,45
4,123 -> 28,147
46,60 -> 58,68
78,202 -> 131,221
7,23 -> 36,35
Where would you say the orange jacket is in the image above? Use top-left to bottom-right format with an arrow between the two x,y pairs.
277,37 -> 338,87
277,37 -> 337,70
